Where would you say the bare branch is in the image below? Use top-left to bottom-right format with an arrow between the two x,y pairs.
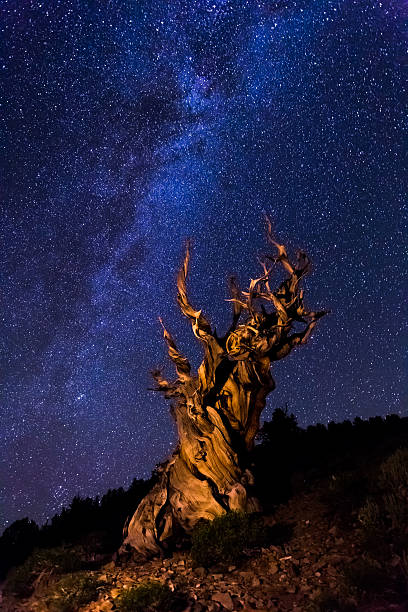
288,310 -> 328,347
226,275 -> 242,333
150,369 -> 181,398
265,215 -> 294,275
177,241 -> 213,340
158,318 -> 191,382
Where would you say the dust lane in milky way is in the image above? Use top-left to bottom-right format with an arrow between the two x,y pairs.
1,0 -> 406,532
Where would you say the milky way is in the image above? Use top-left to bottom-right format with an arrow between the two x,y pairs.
1,0 -> 406,531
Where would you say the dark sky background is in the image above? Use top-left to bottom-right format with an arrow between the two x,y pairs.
1,0 -> 406,533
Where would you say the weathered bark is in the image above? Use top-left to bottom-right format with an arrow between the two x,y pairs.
122,219 -> 328,556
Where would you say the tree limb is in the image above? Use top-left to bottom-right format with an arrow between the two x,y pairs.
177,241 -> 213,341
159,318 -> 191,383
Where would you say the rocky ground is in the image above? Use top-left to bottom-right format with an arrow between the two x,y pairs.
2,488 -> 408,612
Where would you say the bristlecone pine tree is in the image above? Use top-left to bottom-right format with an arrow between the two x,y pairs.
122,219 -> 328,556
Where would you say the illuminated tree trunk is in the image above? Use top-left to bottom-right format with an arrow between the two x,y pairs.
122,219 -> 327,557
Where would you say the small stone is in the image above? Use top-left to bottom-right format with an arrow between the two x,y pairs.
228,565 -> 236,572
239,571 -> 253,579
269,563 -> 279,575
252,577 -> 261,587
110,588 -> 120,598
97,602 -> 114,612
212,592 -> 234,610
98,574 -> 107,581
178,559 -> 185,566
103,561 -> 115,571
195,567 -> 207,578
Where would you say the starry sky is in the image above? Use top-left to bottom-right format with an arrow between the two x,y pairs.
1,0 -> 406,533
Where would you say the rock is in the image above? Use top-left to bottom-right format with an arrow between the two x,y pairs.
110,588 -> 120,598
239,571 -> 253,580
98,574 -> 107,581
211,592 -> 234,610
103,561 -> 115,571
251,577 -> 261,587
269,563 -> 279,575
87,601 -> 113,612
312,558 -> 327,571
195,567 -> 207,578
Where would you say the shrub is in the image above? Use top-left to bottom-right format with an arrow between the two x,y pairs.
307,589 -> 356,611
46,573 -> 103,612
325,470 -> 368,514
115,580 -> 173,612
5,546 -> 83,598
357,498 -> 389,559
343,558 -> 388,595
383,492 -> 408,531
191,511 -> 267,568
376,449 -> 408,551
358,498 -> 383,532
379,448 -> 408,494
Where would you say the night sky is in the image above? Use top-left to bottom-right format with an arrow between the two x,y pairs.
1,0 -> 406,533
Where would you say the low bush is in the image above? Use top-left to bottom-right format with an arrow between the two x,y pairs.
380,449 -> 408,538
379,448 -> 408,494
5,546 -> 83,598
46,572 -> 103,612
115,580 -> 173,612
358,498 -> 383,532
325,470 -> 369,516
307,589 -> 356,612
191,510 -> 267,568
356,448 -> 408,561
342,557 -> 388,595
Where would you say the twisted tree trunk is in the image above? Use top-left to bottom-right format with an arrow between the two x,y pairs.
122,219 -> 327,557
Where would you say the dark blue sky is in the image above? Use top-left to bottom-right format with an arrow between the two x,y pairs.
1,0 -> 406,532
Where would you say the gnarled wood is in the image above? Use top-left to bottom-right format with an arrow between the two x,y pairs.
122,220 -> 328,556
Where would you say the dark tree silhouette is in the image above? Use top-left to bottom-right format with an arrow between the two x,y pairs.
122,220 -> 328,557
0,518 -> 39,579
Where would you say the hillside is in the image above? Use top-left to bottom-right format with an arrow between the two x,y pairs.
2,410 -> 408,611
